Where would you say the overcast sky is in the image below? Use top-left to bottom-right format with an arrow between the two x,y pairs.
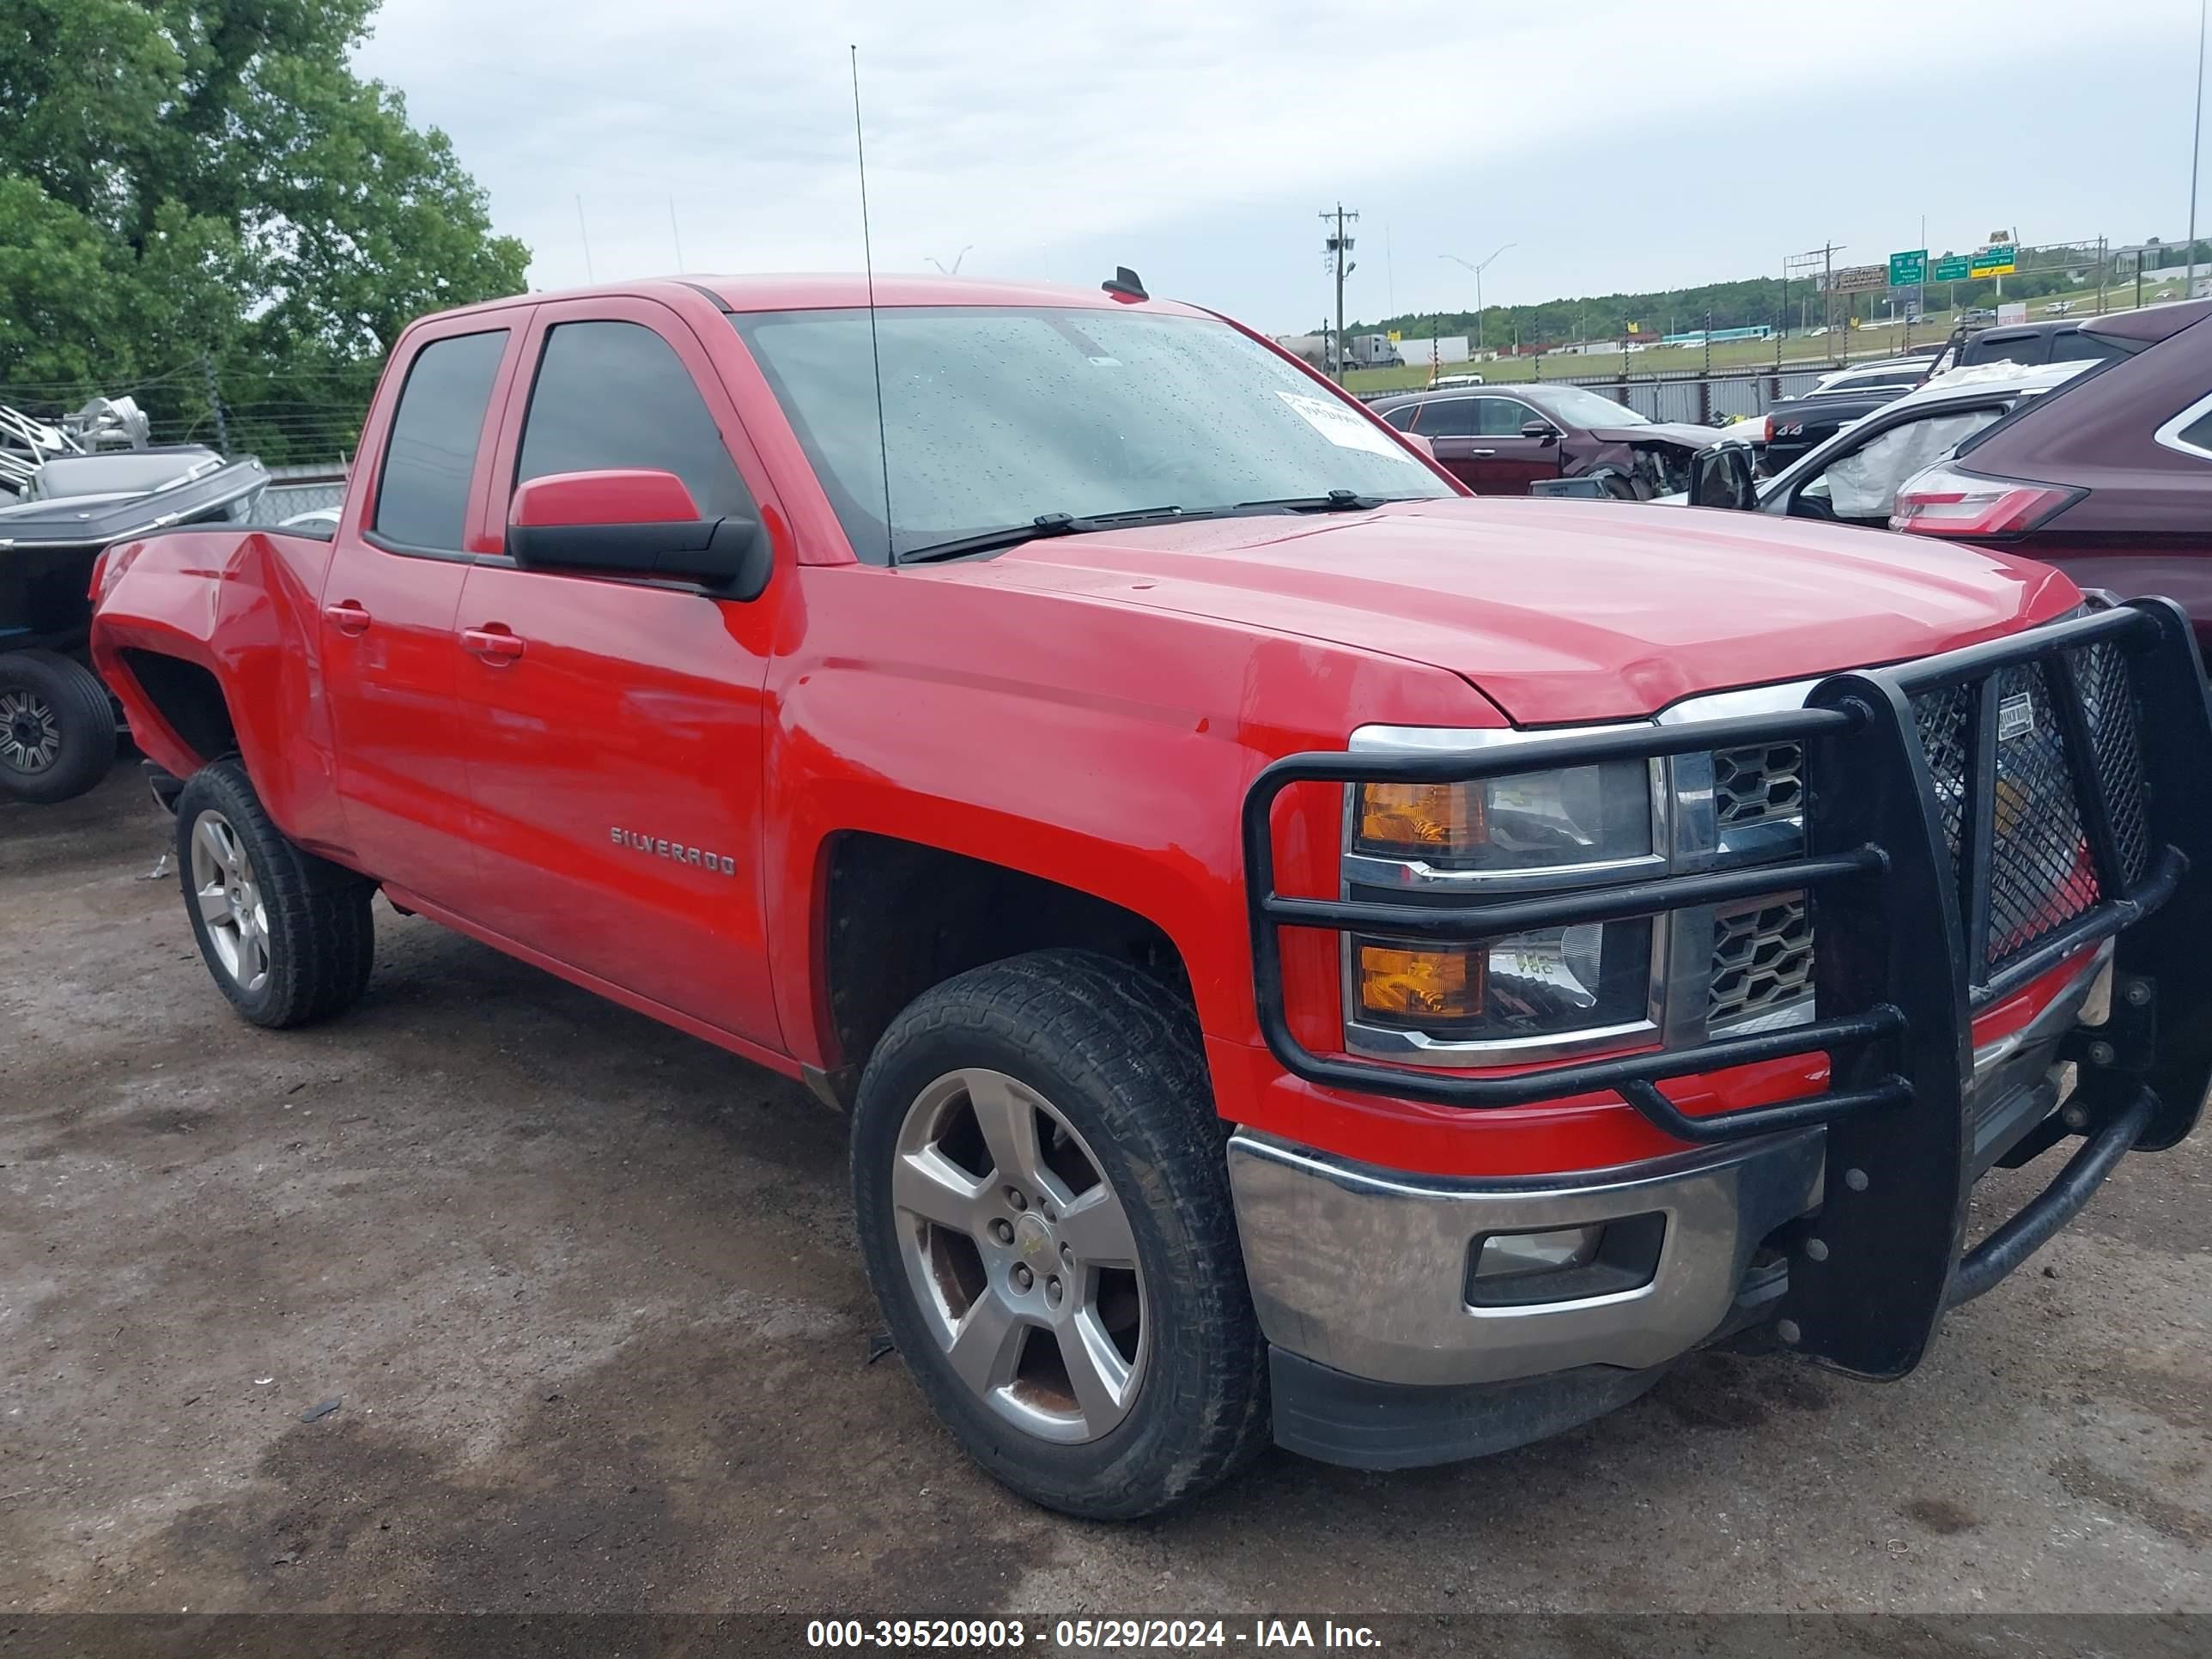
357,0 -> 2205,333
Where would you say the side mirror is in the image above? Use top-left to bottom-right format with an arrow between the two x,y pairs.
1399,431 -> 1439,462
1521,419 -> 1559,443
506,470 -> 772,599
1688,443 -> 1758,511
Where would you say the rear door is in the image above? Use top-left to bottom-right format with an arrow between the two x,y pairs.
451,296 -> 784,1049
320,319 -> 525,903
1410,396 -> 1498,490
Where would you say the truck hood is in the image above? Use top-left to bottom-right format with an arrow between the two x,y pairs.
953,498 -> 2079,725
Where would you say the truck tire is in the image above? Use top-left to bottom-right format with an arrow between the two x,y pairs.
0,650 -> 116,805
850,949 -> 1269,1519
173,758 -> 375,1029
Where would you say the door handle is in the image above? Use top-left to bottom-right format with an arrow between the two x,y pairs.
323,601 -> 372,635
461,626 -> 526,664
1468,447 -> 1498,457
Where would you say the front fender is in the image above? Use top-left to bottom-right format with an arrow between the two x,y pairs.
761,564 -> 1495,1109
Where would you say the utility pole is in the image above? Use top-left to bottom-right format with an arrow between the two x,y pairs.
1823,242 -> 1835,357
1320,204 -> 1358,382
2191,0 -> 2207,300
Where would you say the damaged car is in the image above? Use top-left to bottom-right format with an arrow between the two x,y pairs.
1370,383 -> 1731,498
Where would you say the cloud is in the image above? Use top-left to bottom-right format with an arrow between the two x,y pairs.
357,0 -> 2199,330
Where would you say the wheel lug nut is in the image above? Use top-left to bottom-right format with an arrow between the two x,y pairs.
990,1219 -> 1013,1245
1059,1243 -> 1073,1267
1005,1186 -> 1026,1211
1046,1277 -> 1062,1306
1041,1203 -> 1056,1223
1012,1264 -> 1034,1291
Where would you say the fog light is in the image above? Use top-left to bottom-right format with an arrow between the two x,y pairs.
1474,1224 -> 1602,1282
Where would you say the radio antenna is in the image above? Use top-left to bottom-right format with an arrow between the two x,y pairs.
850,46 -> 896,568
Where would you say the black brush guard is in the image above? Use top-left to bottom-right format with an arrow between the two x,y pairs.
1243,599 -> 2212,1378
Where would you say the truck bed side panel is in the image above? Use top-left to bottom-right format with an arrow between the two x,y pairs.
92,527 -> 351,858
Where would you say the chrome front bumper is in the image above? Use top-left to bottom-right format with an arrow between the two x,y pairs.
1230,946 -> 2117,1394
1226,1129 -> 1823,1389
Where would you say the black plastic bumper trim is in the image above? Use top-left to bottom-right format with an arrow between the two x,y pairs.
1267,1346 -> 1662,1472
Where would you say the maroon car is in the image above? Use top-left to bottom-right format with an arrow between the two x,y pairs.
1887,298 -> 2212,648
1370,382 -> 1728,497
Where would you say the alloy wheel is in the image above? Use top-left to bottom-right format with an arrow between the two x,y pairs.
188,809 -> 270,994
0,689 -> 61,775
890,1067 -> 1148,1443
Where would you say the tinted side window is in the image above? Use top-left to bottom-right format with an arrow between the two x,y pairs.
1477,398 -> 1540,437
517,321 -> 751,517
2171,406 -> 2212,457
2050,331 -> 2123,364
374,330 -> 507,549
1380,404 -> 1419,431
1418,398 -> 1480,438
1966,334 -> 2046,368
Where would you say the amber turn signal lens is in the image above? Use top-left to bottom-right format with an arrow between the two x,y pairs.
1356,782 -> 1486,857
1357,942 -> 1486,1023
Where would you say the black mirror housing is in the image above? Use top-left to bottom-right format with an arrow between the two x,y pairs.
1521,419 -> 1559,442
506,515 -> 773,599
1687,444 -> 1758,511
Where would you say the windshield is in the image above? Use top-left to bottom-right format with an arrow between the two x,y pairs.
1526,385 -> 1648,428
731,306 -> 1451,562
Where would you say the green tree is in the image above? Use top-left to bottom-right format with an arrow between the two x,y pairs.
0,1 -> 528,460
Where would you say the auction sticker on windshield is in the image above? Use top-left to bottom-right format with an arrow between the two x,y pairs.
1275,391 -> 1407,459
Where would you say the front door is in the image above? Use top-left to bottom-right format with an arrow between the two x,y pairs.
1468,397 -> 1565,494
453,299 -> 783,1050
320,322 -> 521,907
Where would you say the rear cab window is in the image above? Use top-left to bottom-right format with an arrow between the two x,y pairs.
373,330 -> 509,550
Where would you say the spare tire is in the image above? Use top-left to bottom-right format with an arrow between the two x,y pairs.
0,650 -> 118,805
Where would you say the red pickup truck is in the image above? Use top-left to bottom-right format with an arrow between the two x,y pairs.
90,275 -> 2212,1519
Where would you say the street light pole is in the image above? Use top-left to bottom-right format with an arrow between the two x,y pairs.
1440,244 -> 1515,355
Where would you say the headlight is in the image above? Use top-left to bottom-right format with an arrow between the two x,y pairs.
1353,920 -> 1655,1045
1352,760 -> 1653,874
1345,759 -> 1659,1054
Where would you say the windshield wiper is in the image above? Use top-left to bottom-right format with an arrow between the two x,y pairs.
899,504 -> 1208,564
1231,489 -> 1391,513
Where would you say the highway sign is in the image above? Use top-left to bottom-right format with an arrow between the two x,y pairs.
1930,254 -> 1972,282
1969,243 -> 2018,278
1823,264 -> 1890,295
1888,249 -> 1927,286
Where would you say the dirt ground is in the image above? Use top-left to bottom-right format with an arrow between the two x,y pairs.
3,771 -> 2210,1621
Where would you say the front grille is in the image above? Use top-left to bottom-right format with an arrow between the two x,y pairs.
1984,661 -> 2099,966
2069,638 -> 2152,886
1709,895 -> 1814,1030
1906,636 -> 2151,979
1912,684 -> 1973,876
1714,742 -> 1805,830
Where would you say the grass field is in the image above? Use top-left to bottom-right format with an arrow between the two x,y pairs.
1340,286 -> 2163,394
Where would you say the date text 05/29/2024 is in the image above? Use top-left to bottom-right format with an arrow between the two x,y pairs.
805,1621 -> 1382,1650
